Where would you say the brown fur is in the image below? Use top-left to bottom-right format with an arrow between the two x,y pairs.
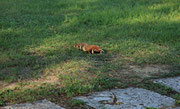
74,43 -> 88,50
74,43 -> 104,54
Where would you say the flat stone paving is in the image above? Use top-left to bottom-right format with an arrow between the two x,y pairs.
154,76 -> 180,93
2,99 -> 65,109
2,76 -> 180,109
75,88 -> 176,109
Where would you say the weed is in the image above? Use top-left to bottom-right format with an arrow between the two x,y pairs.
70,99 -> 85,106
0,99 -> 5,106
176,100 -> 180,106
59,73 -> 94,96
173,94 -> 180,100
93,75 -> 120,90
146,107 -> 158,109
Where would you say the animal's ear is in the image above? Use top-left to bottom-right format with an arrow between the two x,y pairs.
74,44 -> 77,48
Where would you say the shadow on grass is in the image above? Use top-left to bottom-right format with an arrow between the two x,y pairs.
0,0 -> 180,107
0,0 -> 179,85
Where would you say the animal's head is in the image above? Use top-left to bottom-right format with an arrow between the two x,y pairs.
99,49 -> 104,53
74,44 -> 80,49
74,44 -> 77,48
94,48 -> 104,53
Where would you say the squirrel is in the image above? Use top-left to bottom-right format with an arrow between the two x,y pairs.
74,43 -> 104,54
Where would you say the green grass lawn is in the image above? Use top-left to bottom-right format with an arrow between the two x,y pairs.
0,0 -> 180,108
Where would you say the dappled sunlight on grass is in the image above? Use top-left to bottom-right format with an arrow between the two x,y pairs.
0,0 -> 180,107
149,2 -> 175,10
46,58 -> 92,75
169,15 -> 180,22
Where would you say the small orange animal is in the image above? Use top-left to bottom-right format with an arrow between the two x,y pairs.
74,43 -> 104,54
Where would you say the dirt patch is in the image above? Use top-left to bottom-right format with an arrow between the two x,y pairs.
0,82 -> 18,90
0,75 -> 60,90
129,65 -> 171,77
120,65 -> 170,76
90,54 -> 172,79
0,67 -> 33,81
108,64 -> 172,81
0,81 -> 7,90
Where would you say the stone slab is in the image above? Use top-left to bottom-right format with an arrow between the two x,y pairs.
75,88 -> 176,109
2,99 -> 65,109
154,76 -> 180,93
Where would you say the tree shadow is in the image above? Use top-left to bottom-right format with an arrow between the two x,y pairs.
0,0 -> 179,86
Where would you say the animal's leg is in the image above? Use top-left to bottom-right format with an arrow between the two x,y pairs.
91,49 -> 94,54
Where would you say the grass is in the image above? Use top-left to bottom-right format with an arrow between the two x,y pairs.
0,0 -> 180,108
69,99 -> 85,107
176,100 -> 180,106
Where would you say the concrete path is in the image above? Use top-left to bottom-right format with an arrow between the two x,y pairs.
2,76 -> 180,109
2,99 -> 65,109
75,87 -> 176,109
154,76 -> 180,93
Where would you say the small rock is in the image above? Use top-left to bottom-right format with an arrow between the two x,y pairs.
2,99 -> 65,109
